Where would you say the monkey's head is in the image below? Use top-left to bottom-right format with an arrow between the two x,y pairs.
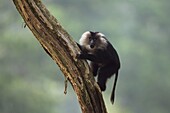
79,31 -> 108,50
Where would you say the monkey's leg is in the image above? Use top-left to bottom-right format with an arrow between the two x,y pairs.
90,62 -> 99,77
97,74 -> 107,91
97,64 -> 115,91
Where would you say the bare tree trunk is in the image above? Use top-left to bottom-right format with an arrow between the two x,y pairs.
12,0 -> 107,113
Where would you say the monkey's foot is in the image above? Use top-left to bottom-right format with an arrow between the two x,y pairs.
97,82 -> 106,91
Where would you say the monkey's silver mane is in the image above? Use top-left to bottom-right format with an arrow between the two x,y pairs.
79,31 -> 108,49
79,31 -> 91,46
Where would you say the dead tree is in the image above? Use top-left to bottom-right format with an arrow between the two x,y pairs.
12,0 -> 108,113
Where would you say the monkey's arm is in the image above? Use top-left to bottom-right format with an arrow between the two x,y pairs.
76,52 -> 99,62
76,43 -> 113,63
76,42 -> 82,50
76,42 -> 97,61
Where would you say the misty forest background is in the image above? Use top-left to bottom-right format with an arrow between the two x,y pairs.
0,0 -> 170,113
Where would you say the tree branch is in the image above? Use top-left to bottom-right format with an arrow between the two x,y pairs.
12,0 -> 107,113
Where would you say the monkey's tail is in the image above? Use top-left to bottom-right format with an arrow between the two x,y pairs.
110,71 -> 119,104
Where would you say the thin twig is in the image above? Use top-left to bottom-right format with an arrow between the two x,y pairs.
64,76 -> 68,94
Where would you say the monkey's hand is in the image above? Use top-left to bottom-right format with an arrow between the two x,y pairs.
76,52 -> 88,60
76,53 -> 81,59
76,52 -> 84,59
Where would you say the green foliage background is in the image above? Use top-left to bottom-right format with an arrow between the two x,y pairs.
0,0 -> 170,113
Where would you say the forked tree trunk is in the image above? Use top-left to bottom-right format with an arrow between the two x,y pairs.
12,0 -> 107,113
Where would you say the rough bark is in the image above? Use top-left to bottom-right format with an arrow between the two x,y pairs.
12,0 -> 107,113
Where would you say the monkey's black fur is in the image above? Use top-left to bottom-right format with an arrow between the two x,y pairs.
76,31 -> 120,104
